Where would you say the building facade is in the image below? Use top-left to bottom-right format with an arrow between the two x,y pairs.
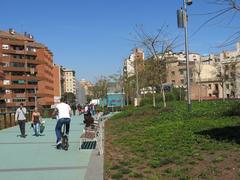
123,48 -> 144,78
0,29 -> 54,110
62,68 -> 76,95
52,64 -> 64,104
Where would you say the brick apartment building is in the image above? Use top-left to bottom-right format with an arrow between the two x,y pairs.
52,64 -> 65,104
0,29 -> 54,110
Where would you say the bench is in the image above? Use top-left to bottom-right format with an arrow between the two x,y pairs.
79,113 -> 104,155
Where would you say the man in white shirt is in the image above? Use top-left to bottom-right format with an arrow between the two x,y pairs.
53,99 -> 72,149
15,103 -> 27,138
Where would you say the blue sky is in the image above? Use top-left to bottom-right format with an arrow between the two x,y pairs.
1,0 -> 239,81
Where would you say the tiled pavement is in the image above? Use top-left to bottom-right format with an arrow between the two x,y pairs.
0,115 -> 100,180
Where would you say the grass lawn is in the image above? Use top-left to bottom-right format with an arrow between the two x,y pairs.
104,100 -> 240,179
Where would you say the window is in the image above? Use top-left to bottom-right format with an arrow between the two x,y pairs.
2,44 -> 9,50
5,90 -> 11,94
12,80 -> 25,85
172,80 -> 175,83
3,62 -> 9,67
226,84 -> 230,89
28,80 -> 37,85
13,55 -> 23,59
12,45 -> 24,50
2,54 -> 9,57
26,47 -> 37,52
13,98 -> 26,102
3,80 -> 10,85
10,62 -> 24,67
208,84 -> 212,89
181,79 -> 184,84
171,71 -> 175,75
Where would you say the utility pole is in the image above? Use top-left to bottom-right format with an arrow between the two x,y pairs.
136,59 -> 139,98
177,0 -> 192,112
34,87 -> 37,108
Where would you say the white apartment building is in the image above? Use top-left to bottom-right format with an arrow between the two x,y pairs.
62,68 -> 76,95
219,42 -> 240,98
123,48 -> 144,78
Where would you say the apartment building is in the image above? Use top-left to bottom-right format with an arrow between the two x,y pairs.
165,51 -> 199,86
165,45 -> 240,100
0,29 -> 54,110
62,68 -> 76,95
164,51 -> 214,100
219,42 -> 240,98
53,64 -> 65,104
123,48 -> 144,78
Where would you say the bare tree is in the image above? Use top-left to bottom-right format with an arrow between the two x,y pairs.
215,59 -> 239,100
193,59 -> 203,102
194,0 -> 240,47
132,25 -> 178,107
90,76 -> 108,107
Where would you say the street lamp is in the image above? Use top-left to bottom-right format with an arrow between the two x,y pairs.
177,0 -> 192,112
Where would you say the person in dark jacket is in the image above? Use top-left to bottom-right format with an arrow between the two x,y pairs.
83,111 -> 94,127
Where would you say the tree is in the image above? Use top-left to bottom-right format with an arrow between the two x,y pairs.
215,59 -> 238,100
196,0 -> 240,47
193,59 -> 203,102
89,76 -> 109,108
62,92 -> 76,104
133,25 -> 178,107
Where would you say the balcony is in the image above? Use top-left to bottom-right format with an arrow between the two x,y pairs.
0,93 -> 38,99
2,49 -> 37,56
4,75 -> 39,81
6,102 -> 35,107
4,84 -> 36,89
1,56 -> 40,65
1,66 -> 32,72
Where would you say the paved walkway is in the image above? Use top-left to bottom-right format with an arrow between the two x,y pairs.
0,114 -> 100,180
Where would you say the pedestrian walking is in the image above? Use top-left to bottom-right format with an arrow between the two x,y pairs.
15,103 -> 27,138
31,107 -> 41,136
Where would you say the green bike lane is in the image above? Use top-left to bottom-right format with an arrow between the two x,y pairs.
0,115 -> 93,180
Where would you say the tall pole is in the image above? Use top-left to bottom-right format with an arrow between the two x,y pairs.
183,0 -> 192,112
34,87 -> 37,108
136,60 -> 139,99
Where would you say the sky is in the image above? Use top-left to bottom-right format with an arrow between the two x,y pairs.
1,0 -> 239,82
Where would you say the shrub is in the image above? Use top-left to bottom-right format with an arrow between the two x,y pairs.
223,102 -> 240,116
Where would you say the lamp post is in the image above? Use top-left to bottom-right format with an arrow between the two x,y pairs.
177,0 -> 192,112
34,87 -> 37,108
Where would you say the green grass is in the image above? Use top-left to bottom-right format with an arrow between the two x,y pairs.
105,100 -> 240,179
